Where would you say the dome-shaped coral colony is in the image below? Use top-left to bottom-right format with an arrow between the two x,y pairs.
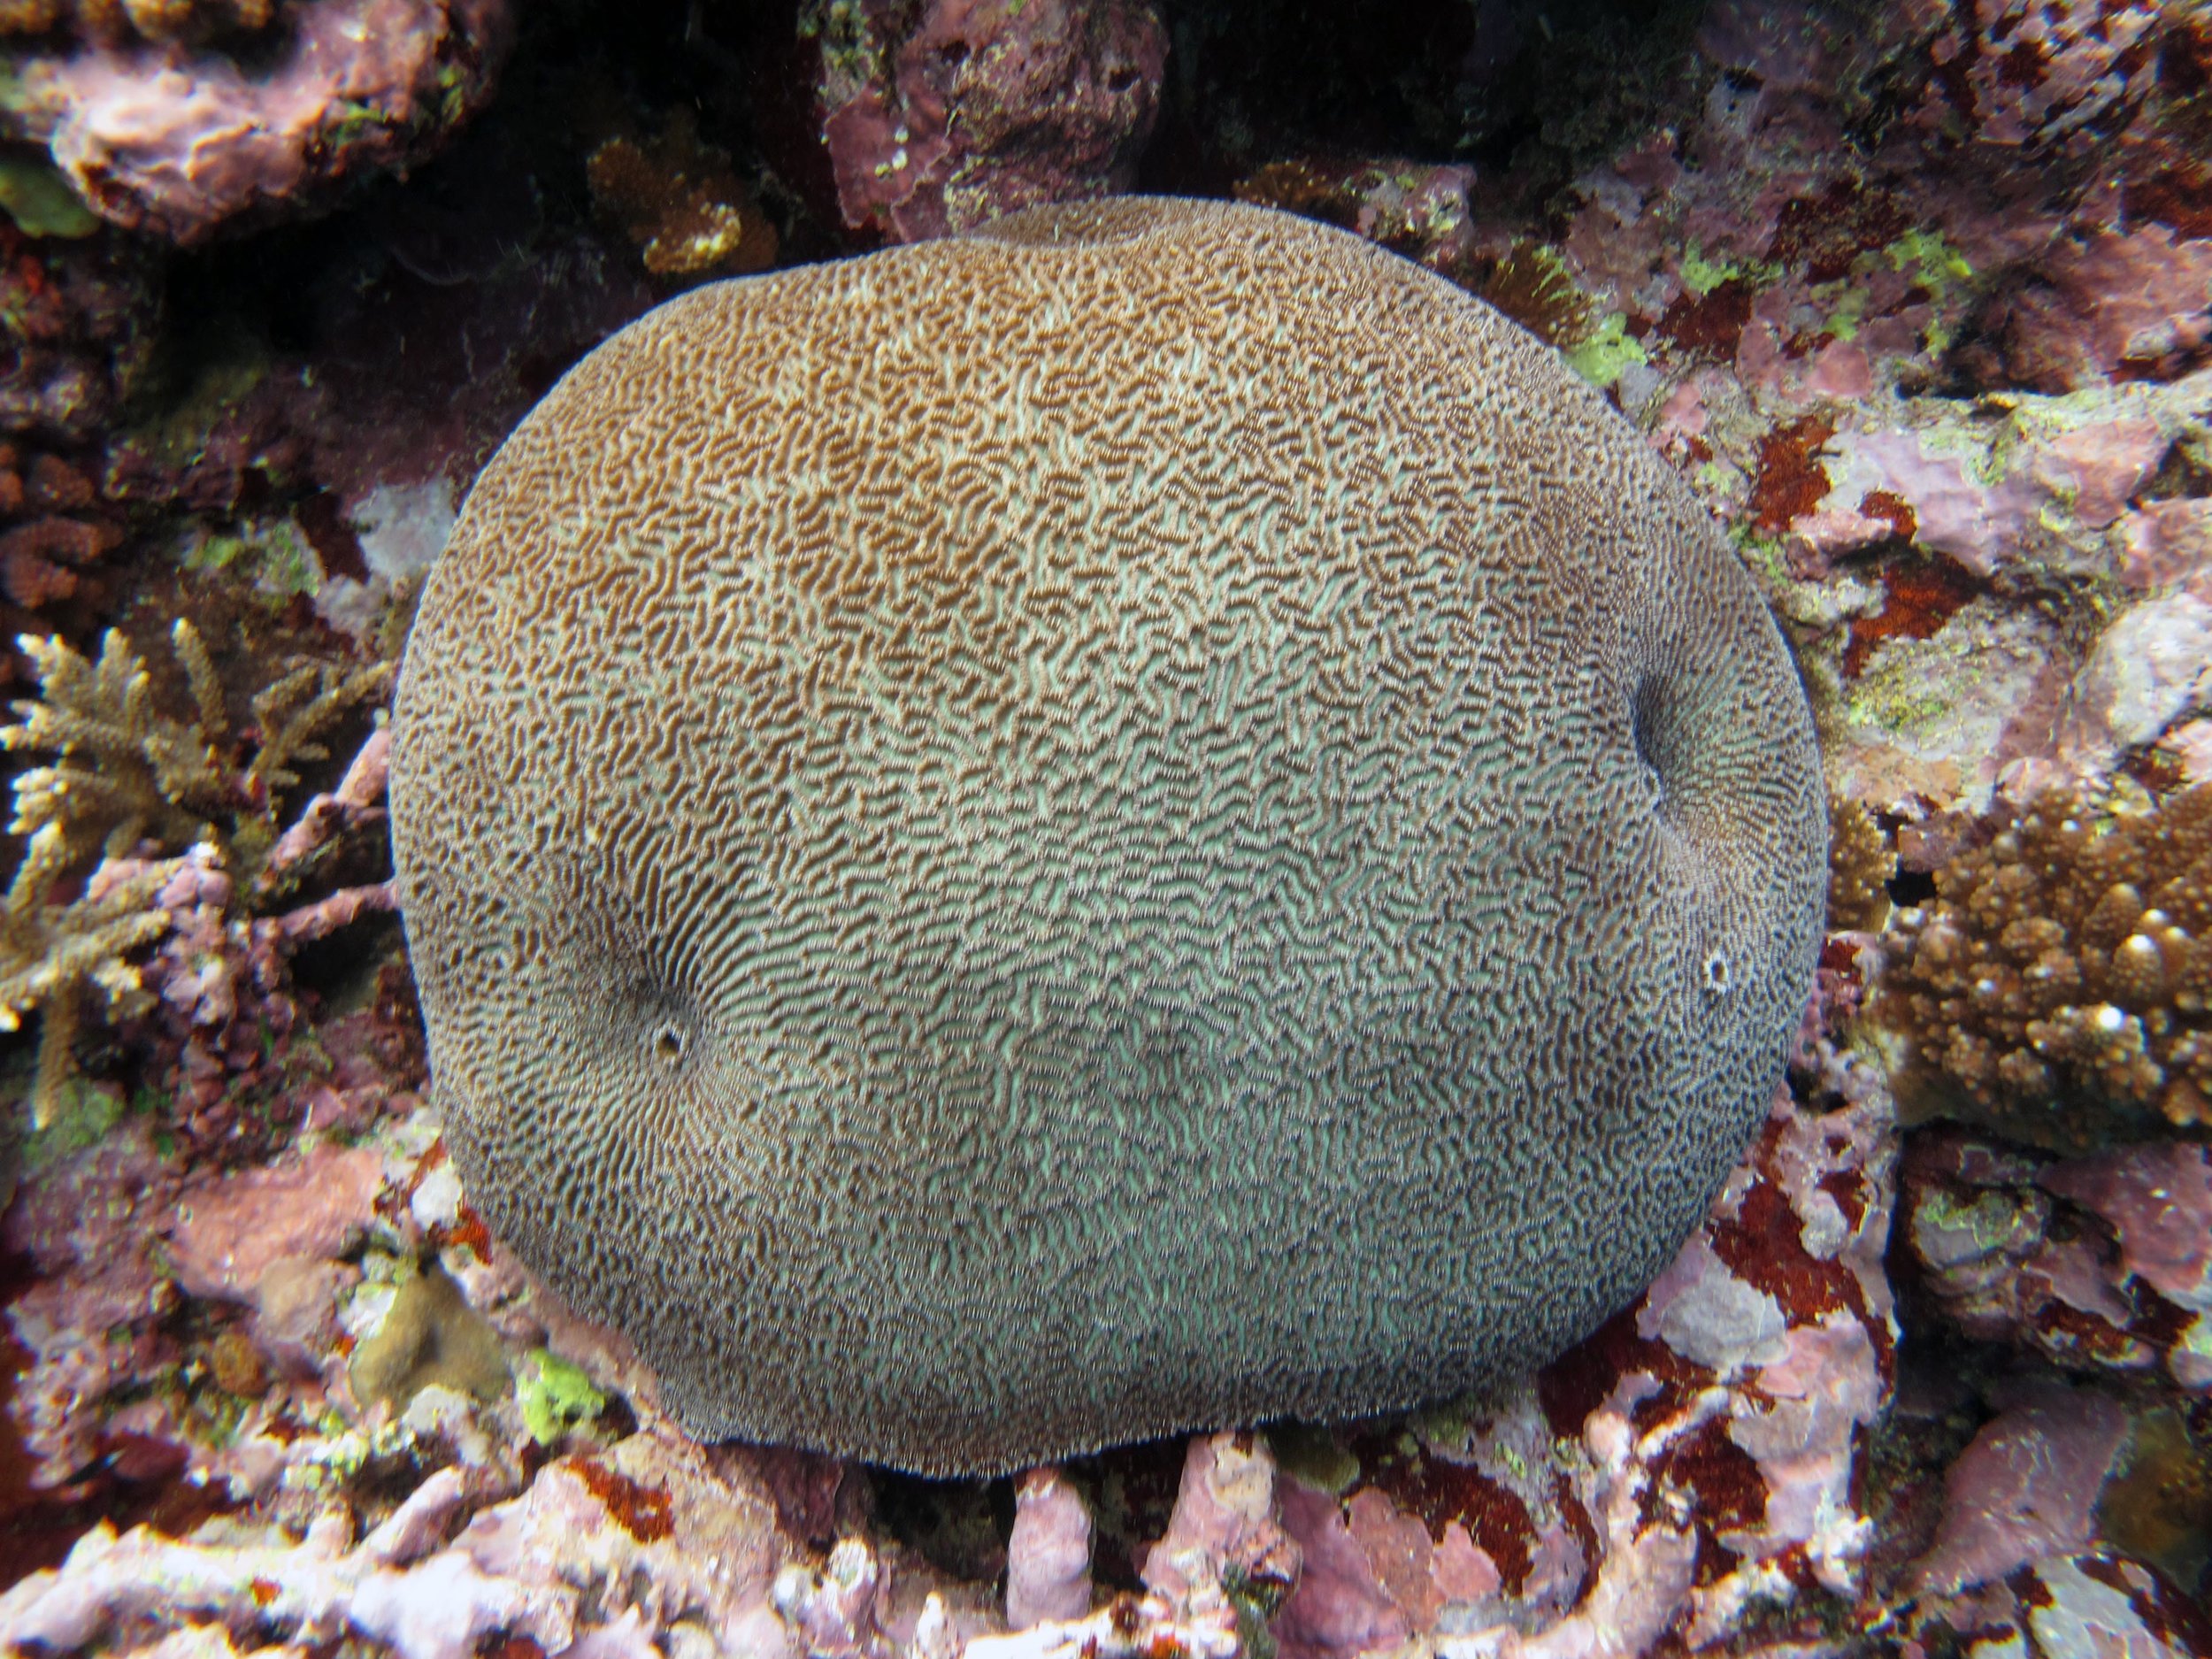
388,196 -> 1827,1474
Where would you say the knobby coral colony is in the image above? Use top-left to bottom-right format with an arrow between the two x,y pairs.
1828,793 -> 1897,935
0,623 -> 388,1128
389,195 -> 1829,1474
0,0 -> 275,40
1877,780 -> 2212,1149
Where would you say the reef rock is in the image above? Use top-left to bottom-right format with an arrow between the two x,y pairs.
2,0 -> 512,243
815,0 -> 1167,242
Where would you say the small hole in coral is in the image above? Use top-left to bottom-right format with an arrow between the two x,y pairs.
1887,867 -> 1938,906
1630,676 -> 1665,799
652,1024 -> 687,1064
941,40 -> 969,66
1702,952 -> 1732,995
1105,65 -> 1139,92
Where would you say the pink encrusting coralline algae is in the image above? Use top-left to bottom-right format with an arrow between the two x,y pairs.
2,0 -> 514,244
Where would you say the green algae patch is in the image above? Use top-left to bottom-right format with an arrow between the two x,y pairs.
0,153 -> 98,239
181,520 -> 321,600
1882,227 -> 1972,286
1477,242 -> 1594,349
1676,242 -> 1778,299
518,1348 -> 610,1446
1916,1187 -> 2041,1256
24,1080 -> 123,1170
1878,228 -> 1973,351
1565,312 -> 1647,388
1270,1424 -> 1362,1494
1678,244 -> 1735,297
1812,282 -> 1869,342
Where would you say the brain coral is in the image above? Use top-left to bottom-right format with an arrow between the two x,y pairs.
390,196 -> 1826,1475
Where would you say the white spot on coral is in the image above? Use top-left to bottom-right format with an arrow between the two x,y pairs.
410,1159 -> 464,1233
314,479 -> 458,641
342,1281 -> 398,1342
2075,590 -> 2212,754
1638,1234 -> 1790,1374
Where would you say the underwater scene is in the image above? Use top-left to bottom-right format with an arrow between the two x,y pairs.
2,0 -> 2212,1654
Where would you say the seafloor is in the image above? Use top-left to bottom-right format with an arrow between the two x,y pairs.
1,0 -> 2210,1654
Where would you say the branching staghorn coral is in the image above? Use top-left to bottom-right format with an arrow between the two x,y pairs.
1876,780 -> 2212,1148
243,652 -> 395,809
0,864 -> 173,1125
0,624 -> 390,1126
6,623 -> 389,875
8,627 -> 236,858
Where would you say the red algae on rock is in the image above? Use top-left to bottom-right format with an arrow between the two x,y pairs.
1209,1014 -> 1899,1656
1747,415 -> 1838,538
1840,554 -> 1985,679
565,1455 -> 674,1544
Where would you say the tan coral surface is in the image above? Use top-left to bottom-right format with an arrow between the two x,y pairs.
1878,781 -> 2212,1146
0,0 -> 270,39
389,196 -> 1827,1473
1829,794 -> 1898,933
